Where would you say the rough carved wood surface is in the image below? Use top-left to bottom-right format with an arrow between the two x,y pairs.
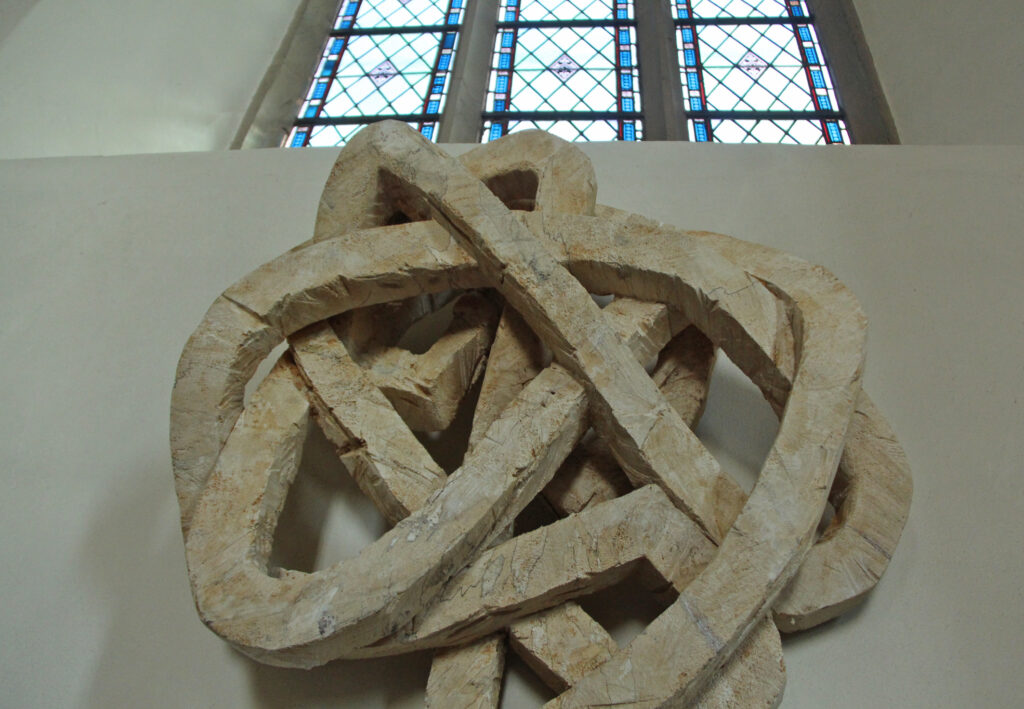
170,123 -> 911,706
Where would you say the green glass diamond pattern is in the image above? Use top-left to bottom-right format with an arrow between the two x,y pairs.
505,26 -> 620,112
484,119 -> 639,142
320,33 -> 441,118
517,0 -> 624,22
692,23 -> 812,112
688,0 -> 789,19
692,118 -> 839,144
352,0 -> 449,29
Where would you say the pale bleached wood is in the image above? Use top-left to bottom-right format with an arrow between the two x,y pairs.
170,295 -> 279,533
173,201 -> 860,683
509,603 -> 615,692
467,305 -> 545,450
772,391 -> 913,632
360,122 -> 746,544
371,484 -> 787,709
424,131 -> 598,701
465,295 -> 712,696
330,292 -> 457,363
697,617 -> 786,709
368,291 -> 498,432
389,486 -> 714,649
596,205 -> 913,634
425,635 -> 506,709
456,130 -> 598,217
529,209 -> 866,706
543,323 -> 716,517
288,321 -> 446,525
169,126 -> 901,709
186,352 -> 588,665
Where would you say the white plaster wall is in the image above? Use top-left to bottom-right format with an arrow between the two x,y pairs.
852,0 -> 1024,144
0,141 -> 1022,707
0,0 -> 301,159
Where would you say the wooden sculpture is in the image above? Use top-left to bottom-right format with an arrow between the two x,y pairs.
170,122 -> 912,707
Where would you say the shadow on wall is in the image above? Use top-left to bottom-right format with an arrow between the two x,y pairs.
0,0 -> 44,45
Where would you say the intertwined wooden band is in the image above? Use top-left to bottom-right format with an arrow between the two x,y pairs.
171,123 -> 909,706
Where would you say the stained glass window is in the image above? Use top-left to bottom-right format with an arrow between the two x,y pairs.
483,0 -> 641,142
287,0 -> 465,147
673,0 -> 849,143
278,0 -> 865,147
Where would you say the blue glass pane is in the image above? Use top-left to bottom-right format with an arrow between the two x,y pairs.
502,32 -> 515,48
708,118 -> 840,144
438,54 -> 451,70
694,123 -> 708,141
827,121 -> 842,142
687,72 -> 700,90
804,46 -> 819,64
817,94 -> 831,110
421,124 -> 434,138
681,28 -> 694,43
490,123 -> 504,140
427,100 -> 440,113
291,131 -> 308,147
331,39 -> 345,54
810,69 -> 825,88
623,123 -> 636,140
619,50 -> 632,67
312,82 -> 328,99
684,49 -> 696,66
798,26 -> 811,41
486,118 -> 642,142
690,97 -> 703,111
499,53 -> 512,69
622,97 -> 634,111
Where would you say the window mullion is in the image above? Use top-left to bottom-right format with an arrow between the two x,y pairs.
804,0 -> 898,144
634,1 -> 687,141
438,0 -> 500,143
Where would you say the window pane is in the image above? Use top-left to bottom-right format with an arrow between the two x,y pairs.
288,0 -> 464,147
684,0 -> 792,19
486,0 -> 640,142
690,117 -> 848,144
692,24 -> 812,112
483,119 -> 641,142
672,0 -> 849,143
342,0 -> 454,29
517,0 -> 631,22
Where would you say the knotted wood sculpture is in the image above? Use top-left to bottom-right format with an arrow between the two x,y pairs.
170,122 -> 912,707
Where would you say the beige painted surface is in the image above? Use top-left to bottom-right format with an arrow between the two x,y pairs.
0,0 -> 302,159
0,142 -> 1021,706
851,0 -> 1024,144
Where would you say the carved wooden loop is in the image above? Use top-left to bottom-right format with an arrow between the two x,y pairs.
170,123 -> 911,707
